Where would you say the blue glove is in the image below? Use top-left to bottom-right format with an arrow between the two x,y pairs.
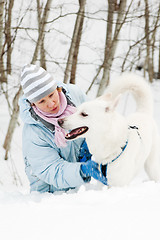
79,140 -> 92,162
80,160 -> 108,185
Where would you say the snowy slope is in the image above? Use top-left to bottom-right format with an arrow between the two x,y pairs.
1,181 -> 160,240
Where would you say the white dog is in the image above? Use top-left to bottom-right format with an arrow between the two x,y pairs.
59,73 -> 160,187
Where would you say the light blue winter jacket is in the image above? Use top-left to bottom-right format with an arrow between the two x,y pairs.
19,82 -> 89,193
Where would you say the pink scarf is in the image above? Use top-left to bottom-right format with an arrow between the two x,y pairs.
33,91 -> 77,148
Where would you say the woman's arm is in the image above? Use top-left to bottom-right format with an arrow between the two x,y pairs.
23,125 -> 85,190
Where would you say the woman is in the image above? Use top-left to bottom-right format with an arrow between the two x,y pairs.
19,64 -> 107,193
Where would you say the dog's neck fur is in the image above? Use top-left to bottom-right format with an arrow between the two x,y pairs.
86,112 -> 129,165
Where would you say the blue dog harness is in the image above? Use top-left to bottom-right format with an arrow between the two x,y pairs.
101,125 -> 141,185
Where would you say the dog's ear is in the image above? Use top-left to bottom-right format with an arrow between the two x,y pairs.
110,94 -> 122,110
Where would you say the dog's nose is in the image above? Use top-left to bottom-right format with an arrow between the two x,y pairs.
58,119 -> 64,127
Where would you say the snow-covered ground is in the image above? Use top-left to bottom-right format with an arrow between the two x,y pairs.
0,80 -> 160,240
1,181 -> 160,240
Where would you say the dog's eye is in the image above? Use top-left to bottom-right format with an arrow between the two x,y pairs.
80,112 -> 88,117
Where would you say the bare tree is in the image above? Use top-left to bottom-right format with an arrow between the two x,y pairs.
144,0 -> 153,82
64,0 -> 86,84
128,1 -> 160,81
97,0 -> 127,96
5,0 -> 14,74
151,4 -> 160,80
158,39 -> 160,77
3,0 -> 52,160
3,87 -> 22,160
32,0 -> 52,68
0,0 -> 7,83
144,0 -> 160,82
86,0 -> 128,96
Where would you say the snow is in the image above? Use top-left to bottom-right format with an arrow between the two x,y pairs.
1,181 -> 160,240
1,0 -> 160,239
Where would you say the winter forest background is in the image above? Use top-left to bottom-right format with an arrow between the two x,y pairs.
0,1 -> 160,239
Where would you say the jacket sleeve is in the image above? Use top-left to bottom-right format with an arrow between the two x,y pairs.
23,124 -> 85,190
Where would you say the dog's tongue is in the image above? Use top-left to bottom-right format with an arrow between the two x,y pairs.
65,127 -> 88,140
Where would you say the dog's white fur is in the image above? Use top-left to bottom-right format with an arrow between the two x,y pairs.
61,73 -> 160,186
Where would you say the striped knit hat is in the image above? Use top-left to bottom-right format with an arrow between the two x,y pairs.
21,64 -> 57,103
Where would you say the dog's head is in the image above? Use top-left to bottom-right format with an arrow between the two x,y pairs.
58,93 -> 121,140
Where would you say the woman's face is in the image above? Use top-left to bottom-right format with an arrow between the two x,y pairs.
33,89 -> 60,114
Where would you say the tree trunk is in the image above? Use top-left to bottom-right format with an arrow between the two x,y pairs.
97,0 -> 114,97
40,35 -> 47,70
158,40 -> 160,75
151,4 -> 160,80
36,0 -> 47,70
3,86 -> 22,160
70,10 -> 85,84
5,0 -> 14,75
64,0 -> 86,84
0,0 -> 7,83
32,0 -> 52,65
144,0 -> 153,82
0,0 -> 4,59
97,0 -> 127,96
